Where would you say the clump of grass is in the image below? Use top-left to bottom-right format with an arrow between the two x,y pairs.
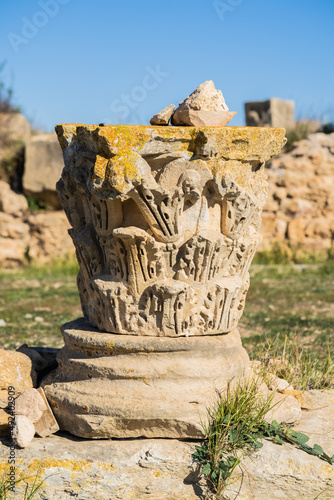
253,335 -> 334,391
193,378 -> 276,498
194,377 -> 334,499
0,465 -> 49,500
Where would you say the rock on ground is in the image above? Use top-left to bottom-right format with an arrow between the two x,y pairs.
0,349 -> 37,395
11,414 -> 35,448
0,390 -> 333,499
34,388 -> 59,438
15,388 -> 47,423
0,113 -> 31,159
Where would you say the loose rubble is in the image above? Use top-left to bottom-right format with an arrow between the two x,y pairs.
150,104 -> 175,125
149,80 -> 236,128
172,80 -> 236,126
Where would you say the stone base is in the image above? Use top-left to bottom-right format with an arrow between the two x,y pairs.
42,318 -> 249,439
1,391 -> 333,500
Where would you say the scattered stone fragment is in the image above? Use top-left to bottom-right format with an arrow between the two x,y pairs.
11,415 -> 35,448
0,349 -> 37,395
171,80 -> 236,126
34,388 -> 59,438
0,408 -> 10,436
15,388 -> 47,423
0,180 -> 28,216
0,319 -> 6,327
150,104 -> 175,125
266,392 -> 302,425
268,375 -> 293,392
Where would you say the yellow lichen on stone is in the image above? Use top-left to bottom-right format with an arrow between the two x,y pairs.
56,124 -> 286,166
108,151 -> 141,193
27,458 -> 93,474
92,154 -> 109,182
0,457 -> 118,486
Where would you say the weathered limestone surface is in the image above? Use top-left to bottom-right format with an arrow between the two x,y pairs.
245,98 -> 295,129
43,124 -> 285,439
150,104 -> 175,125
23,133 -> 64,208
0,180 -> 28,215
0,349 -> 36,396
1,391 -> 333,499
172,81 -> 236,126
43,318 -> 249,439
55,124 -> 285,337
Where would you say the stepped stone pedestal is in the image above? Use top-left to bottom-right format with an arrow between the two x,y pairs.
43,124 -> 286,439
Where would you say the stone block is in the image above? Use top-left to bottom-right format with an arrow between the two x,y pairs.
43,318 -> 249,439
23,133 -> 64,208
0,180 -> 28,216
15,388 -> 47,423
0,112 -> 31,150
34,387 -> 59,438
26,210 -> 73,262
0,349 -> 37,395
245,98 -> 295,129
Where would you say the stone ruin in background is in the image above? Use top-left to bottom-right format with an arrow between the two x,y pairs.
42,121 -> 286,439
245,98 -> 295,129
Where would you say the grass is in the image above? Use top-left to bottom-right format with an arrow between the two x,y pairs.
253,335 -> 334,391
0,258 -> 80,349
193,378 -> 276,498
241,262 -> 334,365
0,466 -> 48,500
194,378 -> 334,499
0,257 -> 333,382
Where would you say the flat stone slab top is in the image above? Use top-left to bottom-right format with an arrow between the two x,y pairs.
1,390 -> 333,500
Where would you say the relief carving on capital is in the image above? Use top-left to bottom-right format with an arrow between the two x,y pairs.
57,126 -> 269,337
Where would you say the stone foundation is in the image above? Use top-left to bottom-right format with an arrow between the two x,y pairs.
1,390 -> 333,500
43,318 -> 249,439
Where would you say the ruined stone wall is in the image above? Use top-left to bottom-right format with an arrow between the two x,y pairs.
260,132 -> 334,251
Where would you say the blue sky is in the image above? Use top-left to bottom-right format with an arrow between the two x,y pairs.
0,0 -> 333,132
